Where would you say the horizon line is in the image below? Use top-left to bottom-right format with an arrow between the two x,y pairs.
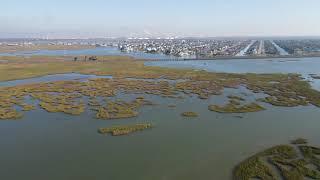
1,35 -> 320,40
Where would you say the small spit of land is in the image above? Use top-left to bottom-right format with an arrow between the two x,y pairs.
181,111 -> 199,117
0,44 -> 94,53
98,123 -> 152,136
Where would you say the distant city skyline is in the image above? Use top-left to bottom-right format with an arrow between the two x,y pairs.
1,0 -> 320,39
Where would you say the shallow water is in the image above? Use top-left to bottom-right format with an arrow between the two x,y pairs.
145,57 -> 320,74
145,57 -> 320,91
0,47 -> 178,60
1,90 -> 320,180
0,58 -> 320,179
0,73 -> 112,87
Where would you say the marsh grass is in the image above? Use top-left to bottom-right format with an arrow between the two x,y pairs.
98,123 -> 152,136
291,138 -> 308,145
0,56 -> 320,119
0,108 -> 22,119
209,100 -> 265,113
181,111 -> 198,117
95,98 -> 153,120
234,140 -> 320,180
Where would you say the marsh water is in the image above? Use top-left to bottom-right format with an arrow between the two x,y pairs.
0,47 -> 179,59
145,57 -> 320,91
1,56 -> 320,180
0,73 -> 112,87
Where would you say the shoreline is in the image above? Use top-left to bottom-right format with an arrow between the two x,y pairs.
0,72 -> 113,85
0,46 -> 320,61
0,45 -> 320,61
143,54 -> 320,61
0,44 -> 96,54
0,55 -> 319,83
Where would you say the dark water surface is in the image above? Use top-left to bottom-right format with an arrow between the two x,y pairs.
0,57 -> 320,179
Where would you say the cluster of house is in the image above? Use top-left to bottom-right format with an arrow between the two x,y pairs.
117,39 -> 252,58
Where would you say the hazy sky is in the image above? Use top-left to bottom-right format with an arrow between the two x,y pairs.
1,0 -> 320,38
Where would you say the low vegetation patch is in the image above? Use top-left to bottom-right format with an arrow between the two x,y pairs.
209,100 -> 265,113
98,123 -> 152,136
181,111 -> 198,117
95,98 -> 153,120
291,138 -> 308,145
0,108 -> 22,120
228,95 -> 245,101
233,139 -> 320,180
0,56 -> 320,119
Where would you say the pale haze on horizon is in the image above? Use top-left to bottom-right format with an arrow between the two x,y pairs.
1,0 -> 320,38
